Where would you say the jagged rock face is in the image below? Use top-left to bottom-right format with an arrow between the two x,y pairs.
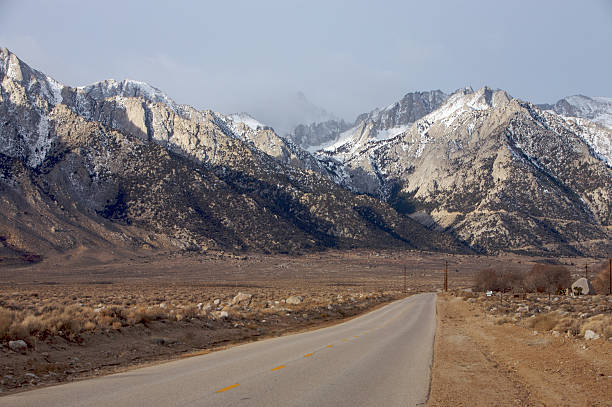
354,90 -> 448,129
0,47 -> 465,257
312,91 -> 449,165
539,95 -> 612,130
320,87 -> 612,256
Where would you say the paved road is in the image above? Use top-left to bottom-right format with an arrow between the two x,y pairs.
1,293 -> 437,407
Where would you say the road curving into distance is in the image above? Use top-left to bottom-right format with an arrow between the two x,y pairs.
1,293 -> 437,407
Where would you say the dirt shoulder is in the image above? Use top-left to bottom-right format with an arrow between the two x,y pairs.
428,294 -> 612,407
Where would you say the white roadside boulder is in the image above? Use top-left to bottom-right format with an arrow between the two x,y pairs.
571,278 -> 593,296
231,292 -> 252,306
286,295 -> 303,305
584,330 -> 600,340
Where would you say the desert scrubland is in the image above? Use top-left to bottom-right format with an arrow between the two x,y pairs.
1,249 -> 610,400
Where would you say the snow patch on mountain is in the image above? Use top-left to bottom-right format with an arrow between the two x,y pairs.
229,113 -> 266,131
374,124 -> 411,141
29,114 -> 53,167
321,126 -> 361,152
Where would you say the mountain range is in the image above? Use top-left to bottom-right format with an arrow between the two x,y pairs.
302,87 -> 610,255
0,47 -> 466,263
0,47 -> 610,263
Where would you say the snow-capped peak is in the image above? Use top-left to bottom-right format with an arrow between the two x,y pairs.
426,86 -> 510,126
77,78 -> 178,109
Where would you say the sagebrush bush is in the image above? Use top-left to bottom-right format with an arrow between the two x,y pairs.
526,314 -> 559,331
0,308 -> 15,339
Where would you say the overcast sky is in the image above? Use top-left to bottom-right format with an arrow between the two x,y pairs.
1,0 -> 611,133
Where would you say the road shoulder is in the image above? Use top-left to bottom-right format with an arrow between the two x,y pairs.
428,294 -> 612,407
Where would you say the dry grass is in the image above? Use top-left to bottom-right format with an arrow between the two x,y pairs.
456,289 -> 612,339
0,283 -> 401,342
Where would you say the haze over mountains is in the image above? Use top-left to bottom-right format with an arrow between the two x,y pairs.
0,47 -> 610,263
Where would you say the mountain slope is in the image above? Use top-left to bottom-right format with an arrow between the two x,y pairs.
0,47 -> 466,259
316,87 -> 611,256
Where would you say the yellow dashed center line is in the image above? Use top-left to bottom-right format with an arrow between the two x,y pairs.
216,383 -> 240,393
215,304 -> 409,395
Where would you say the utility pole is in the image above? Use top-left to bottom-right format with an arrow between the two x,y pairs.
444,260 -> 448,292
609,258 -> 611,295
403,265 -> 407,294
585,261 -> 588,280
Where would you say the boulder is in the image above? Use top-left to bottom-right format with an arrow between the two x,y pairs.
212,310 -> 229,320
571,278 -> 593,296
8,340 -> 27,353
231,292 -> 252,306
286,295 -> 303,305
584,329 -> 600,340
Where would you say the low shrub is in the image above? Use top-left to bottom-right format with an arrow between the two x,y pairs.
526,314 -> 559,331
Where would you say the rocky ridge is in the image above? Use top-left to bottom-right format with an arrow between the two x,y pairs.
0,47 -> 465,260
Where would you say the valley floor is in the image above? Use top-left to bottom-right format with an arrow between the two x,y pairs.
0,249 -> 608,401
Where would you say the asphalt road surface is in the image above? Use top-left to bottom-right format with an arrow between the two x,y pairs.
1,293 -> 437,407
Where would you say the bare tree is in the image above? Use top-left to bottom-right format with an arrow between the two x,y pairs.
525,264 -> 571,295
